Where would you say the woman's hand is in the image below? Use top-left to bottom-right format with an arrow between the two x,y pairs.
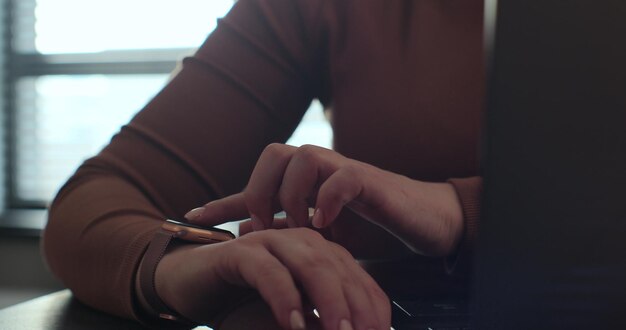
153,228 -> 391,330
186,143 -> 464,256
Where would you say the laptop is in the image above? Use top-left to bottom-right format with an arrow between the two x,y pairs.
392,0 -> 626,329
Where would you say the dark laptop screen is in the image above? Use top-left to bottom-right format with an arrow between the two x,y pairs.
473,1 -> 626,329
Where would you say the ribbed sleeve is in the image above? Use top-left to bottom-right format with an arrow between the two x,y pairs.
43,175 -> 163,319
42,0 -> 485,323
43,0 -> 324,321
445,176 -> 483,275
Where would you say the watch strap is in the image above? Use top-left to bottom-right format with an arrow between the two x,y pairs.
139,230 -> 196,325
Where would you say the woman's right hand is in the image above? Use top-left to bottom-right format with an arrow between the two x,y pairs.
153,227 -> 391,330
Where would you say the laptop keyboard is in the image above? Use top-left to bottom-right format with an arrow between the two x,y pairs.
391,298 -> 471,330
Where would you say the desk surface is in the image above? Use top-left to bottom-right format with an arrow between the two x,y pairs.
0,290 -> 148,330
0,259 -> 465,329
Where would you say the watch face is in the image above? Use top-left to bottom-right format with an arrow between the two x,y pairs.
164,219 -> 236,243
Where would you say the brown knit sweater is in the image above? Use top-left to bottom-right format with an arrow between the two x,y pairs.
43,0 -> 485,322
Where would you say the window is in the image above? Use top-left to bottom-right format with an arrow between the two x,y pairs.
4,0 -> 332,210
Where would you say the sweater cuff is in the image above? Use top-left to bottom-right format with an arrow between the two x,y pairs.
444,176 -> 483,276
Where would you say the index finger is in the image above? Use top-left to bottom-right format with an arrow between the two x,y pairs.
186,193 -> 250,226
245,144 -> 297,229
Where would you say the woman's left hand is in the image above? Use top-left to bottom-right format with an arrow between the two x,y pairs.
186,143 -> 464,256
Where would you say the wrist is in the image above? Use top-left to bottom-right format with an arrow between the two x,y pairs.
134,242 -> 198,328
136,219 -> 236,326
153,243 -> 201,316
154,242 -> 251,327
387,180 -> 464,257
437,182 -> 464,256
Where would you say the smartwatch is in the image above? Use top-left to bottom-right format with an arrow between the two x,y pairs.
139,219 -> 235,323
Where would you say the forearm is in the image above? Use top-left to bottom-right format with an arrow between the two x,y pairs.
327,174 -> 479,274
326,211 -> 416,260
328,163 -> 464,258
380,180 -> 463,257
43,174 -> 164,320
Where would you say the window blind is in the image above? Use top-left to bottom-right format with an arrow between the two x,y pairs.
8,0 -> 332,206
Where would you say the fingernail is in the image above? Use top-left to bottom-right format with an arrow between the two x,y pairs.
290,310 -> 306,330
250,214 -> 264,231
184,207 -> 205,221
339,319 -> 353,330
311,208 -> 324,228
